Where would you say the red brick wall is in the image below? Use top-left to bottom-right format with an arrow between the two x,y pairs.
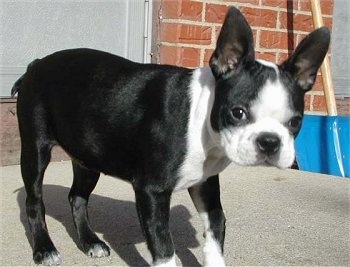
157,0 -> 335,114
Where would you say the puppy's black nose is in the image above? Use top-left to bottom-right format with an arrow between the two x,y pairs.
256,132 -> 281,156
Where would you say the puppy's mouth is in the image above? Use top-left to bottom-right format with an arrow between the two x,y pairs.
255,149 -> 295,169
261,156 -> 289,169
237,153 -> 294,169
220,126 -> 296,169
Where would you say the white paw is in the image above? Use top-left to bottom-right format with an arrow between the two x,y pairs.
204,253 -> 225,267
203,236 -> 225,267
86,243 -> 110,258
153,254 -> 176,267
40,251 -> 62,266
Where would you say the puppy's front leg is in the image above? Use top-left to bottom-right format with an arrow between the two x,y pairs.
189,175 -> 226,267
134,187 -> 176,267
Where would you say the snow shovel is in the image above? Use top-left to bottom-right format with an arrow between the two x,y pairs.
295,0 -> 350,177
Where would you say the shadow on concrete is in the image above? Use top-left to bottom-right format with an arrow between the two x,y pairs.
17,185 -> 201,266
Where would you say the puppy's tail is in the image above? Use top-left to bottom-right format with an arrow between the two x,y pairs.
11,59 -> 40,97
11,76 -> 24,97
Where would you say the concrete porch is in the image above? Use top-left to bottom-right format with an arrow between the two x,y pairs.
1,161 -> 349,266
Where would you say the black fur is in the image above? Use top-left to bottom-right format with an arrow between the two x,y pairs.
15,48 -> 193,264
18,49 -> 192,181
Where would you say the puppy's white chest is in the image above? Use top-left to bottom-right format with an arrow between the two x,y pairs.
174,67 -> 230,192
175,153 -> 230,191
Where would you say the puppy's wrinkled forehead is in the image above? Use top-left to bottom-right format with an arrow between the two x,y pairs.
250,59 -> 294,123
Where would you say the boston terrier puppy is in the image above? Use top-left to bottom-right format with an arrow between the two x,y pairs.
12,6 -> 330,267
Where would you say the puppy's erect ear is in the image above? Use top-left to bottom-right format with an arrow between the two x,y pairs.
209,6 -> 255,79
281,27 -> 331,92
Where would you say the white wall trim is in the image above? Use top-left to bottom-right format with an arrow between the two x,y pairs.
0,66 -> 26,97
143,0 -> 153,63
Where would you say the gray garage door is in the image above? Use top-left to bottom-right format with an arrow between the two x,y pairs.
0,0 -> 152,97
331,0 -> 350,97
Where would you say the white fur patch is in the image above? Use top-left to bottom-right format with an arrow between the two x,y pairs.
41,251 -> 61,266
203,233 -> 226,267
153,254 -> 176,267
251,78 -> 293,122
256,58 -> 279,72
219,68 -> 295,169
175,68 -> 230,191
200,212 -> 226,267
189,187 -> 226,266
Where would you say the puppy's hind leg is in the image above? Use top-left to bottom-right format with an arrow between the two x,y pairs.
19,123 -> 60,265
189,175 -> 226,267
68,161 -> 110,258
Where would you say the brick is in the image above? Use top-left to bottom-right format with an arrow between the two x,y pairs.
161,23 -> 212,45
256,51 -> 276,62
299,0 -> 334,15
278,52 -> 290,63
205,2 -> 270,24
240,7 -> 278,28
260,30 -> 293,50
279,11 -> 295,31
214,26 -> 222,41
204,49 -> 214,66
261,0 -> 289,8
312,95 -> 327,112
298,0 -> 310,12
162,0 -> 203,21
323,17 -> 333,30
312,74 -> 324,91
160,45 -> 200,68
206,5 -> 277,31
280,12 -> 313,32
226,0 -> 260,4
205,4 -> 228,23
304,94 -> 311,111
252,29 -> 258,45
280,13 -> 333,33
320,0 -> 334,15
162,0 -> 179,19
336,98 -> 350,116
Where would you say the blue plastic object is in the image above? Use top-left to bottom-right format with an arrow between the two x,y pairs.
295,115 -> 350,178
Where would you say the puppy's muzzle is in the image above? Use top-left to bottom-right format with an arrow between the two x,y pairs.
256,132 -> 281,156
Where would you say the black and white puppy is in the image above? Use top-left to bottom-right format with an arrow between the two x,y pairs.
13,6 -> 330,267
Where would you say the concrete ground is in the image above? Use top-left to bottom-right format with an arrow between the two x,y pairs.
1,161 -> 349,266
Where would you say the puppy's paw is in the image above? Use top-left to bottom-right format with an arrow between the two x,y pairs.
85,242 -> 110,258
153,254 -> 176,267
203,253 -> 225,267
203,239 -> 225,267
33,249 -> 61,266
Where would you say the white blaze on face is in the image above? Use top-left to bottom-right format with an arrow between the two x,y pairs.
220,61 -> 296,169
251,78 -> 293,122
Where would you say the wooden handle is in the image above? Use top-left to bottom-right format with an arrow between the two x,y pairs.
310,0 -> 337,115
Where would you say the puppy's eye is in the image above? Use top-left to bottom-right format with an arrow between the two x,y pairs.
288,116 -> 302,130
231,107 -> 247,121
